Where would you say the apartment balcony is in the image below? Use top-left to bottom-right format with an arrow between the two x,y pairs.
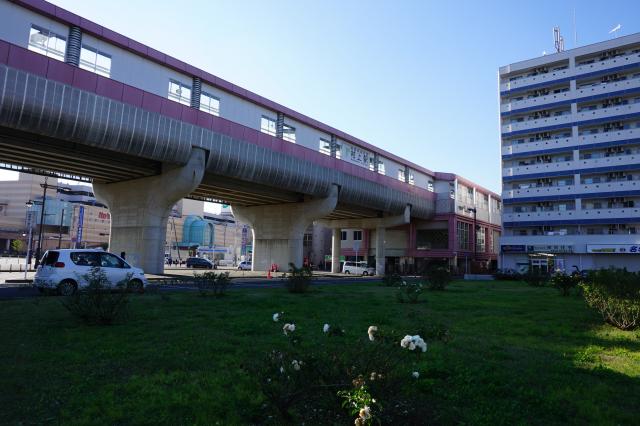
574,51 -> 640,79
501,90 -> 572,114
502,113 -> 572,135
575,102 -> 640,124
503,178 -> 640,200
577,126 -> 640,146
575,76 -> 640,102
500,67 -> 571,94
579,178 -> 640,194
502,183 -> 576,199
502,136 -> 574,157
503,154 -> 640,177
500,234 -> 640,250
504,206 -> 640,223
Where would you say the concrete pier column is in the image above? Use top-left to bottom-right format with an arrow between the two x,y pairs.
93,148 -> 206,274
233,185 -> 338,272
331,227 -> 341,273
375,226 -> 385,276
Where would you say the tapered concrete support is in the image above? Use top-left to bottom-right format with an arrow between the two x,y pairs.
331,228 -> 341,273
93,148 -> 206,274
375,226 -> 385,276
233,185 -> 338,271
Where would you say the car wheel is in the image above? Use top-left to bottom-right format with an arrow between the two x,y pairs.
127,279 -> 144,294
58,279 -> 77,296
362,271 -> 369,276
344,270 -> 350,274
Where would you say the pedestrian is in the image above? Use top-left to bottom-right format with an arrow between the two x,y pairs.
120,251 -> 126,260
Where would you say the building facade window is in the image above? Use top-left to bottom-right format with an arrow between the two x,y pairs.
427,180 -> 434,192
408,173 -> 415,185
200,92 -> 220,116
168,79 -> 192,106
335,142 -> 342,159
377,160 -> 385,175
260,116 -> 276,136
476,227 -> 486,253
319,138 -> 331,156
398,169 -> 406,182
340,231 -> 347,241
457,221 -> 470,250
282,124 -> 296,143
28,25 -> 66,62
353,230 -> 362,241
79,45 -> 111,77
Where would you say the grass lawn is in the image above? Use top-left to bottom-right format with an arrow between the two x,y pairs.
1,280 -> 639,425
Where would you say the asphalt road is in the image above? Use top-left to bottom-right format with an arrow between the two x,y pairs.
0,276 -> 379,300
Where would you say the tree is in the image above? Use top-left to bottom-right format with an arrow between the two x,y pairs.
11,239 -> 25,253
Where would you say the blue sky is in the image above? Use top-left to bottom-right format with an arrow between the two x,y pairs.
3,0 -> 640,194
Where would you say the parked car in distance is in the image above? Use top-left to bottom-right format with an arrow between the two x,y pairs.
185,257 -> 216,269
342,261 -> 375,276
33,249 -> 147,296
237,261 -> 252,271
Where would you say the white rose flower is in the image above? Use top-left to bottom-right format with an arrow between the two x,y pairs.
323,323 -> 330,333
412,371 -> 420,379
359,406 -> 371,420
272,312 -> 280,322
283,323 -> 296,335
292,360 -> 301,371
367,325 -> 378,341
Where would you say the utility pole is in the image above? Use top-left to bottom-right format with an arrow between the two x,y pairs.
57,208 -> 65,249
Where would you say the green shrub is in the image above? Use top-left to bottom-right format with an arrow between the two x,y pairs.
248,320 -> 433,424
426,266 -> 452,291
61,267 -> 130,325
382,272 -> 402,287
284,263 -> 313,293
193,271 -> 232,297
396,280 -> 424,303
522,270 -> 549,287
549,272 -> 580,296
580,268 -> 640,330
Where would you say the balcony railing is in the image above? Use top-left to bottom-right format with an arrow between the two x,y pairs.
502,136 -> 574,156
503,153 -> 640,177
575,51 -> 640,79
502,113 -> 572,134
504,206 -> 640,222
500,67 -> 571,94
575,101 -> 640,124
501,90 -> 571,114
575,75 -> 640,101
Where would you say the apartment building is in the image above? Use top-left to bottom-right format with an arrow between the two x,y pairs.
499,33 -> 640,272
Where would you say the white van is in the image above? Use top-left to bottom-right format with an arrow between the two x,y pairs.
342,261 -> 375,276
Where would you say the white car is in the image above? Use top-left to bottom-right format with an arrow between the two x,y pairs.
342,261 -> 376,276
34,249 -> 147,296
237,261 -> 252,271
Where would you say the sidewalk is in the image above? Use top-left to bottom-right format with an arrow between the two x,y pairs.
0,268 -> 352,285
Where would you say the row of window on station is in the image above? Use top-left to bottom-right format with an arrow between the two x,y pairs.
27,25 -> 436,187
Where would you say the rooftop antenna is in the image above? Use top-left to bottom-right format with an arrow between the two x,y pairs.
553,27 -> 565,53
572,6 -> 577,47
609,24 -> 622,38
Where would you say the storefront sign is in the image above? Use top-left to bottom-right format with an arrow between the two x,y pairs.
501,245 -> 526,253
587,244 -> 640,254
527,245 -> 573,254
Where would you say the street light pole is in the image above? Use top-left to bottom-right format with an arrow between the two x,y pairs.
35,177 -> 48,267
24,201 -> 34,279
466,207 -> 478,263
